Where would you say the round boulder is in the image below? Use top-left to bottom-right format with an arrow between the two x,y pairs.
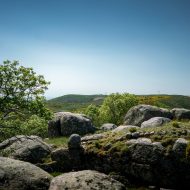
172,138 -> 188,157
141,117 -> 171,128
0,135 -> 51,163
0,157 -> 52,190
124,104 -> 173,126
171,108 -> 190,120
100,123 -> 117,131
49,170 -> 125,190
48,112 -> 95,137
68,134 -> 81,149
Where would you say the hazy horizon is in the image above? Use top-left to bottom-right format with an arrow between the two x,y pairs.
1,0 -> 190,98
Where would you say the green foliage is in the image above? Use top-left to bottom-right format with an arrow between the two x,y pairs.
21,115 -> 48,138
172,121 -> 180,128
0,60 -> 52,140
99,93 -> 139,125
0,60 -> 52,122
84,104 -> 100,127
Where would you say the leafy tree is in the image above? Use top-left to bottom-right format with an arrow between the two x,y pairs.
0,60 -> 52,129
99,93 -> 138,125
84,104 -> 100,127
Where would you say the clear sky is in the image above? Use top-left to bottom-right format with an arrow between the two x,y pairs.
0,0 -> 190,98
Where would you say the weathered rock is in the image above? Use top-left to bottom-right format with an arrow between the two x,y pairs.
112,125 -> 139,133
171,108 -> 190,120
0,135 -> 51,163
51,147 -> 84,172
48,112 -> 95,137
81,134 -> 106,142
141,117 -> 171,128
68,134 -> 81,149
100,123 -> 117,131
172,138 -> 188,157
0,157 -> 52,190
49,170 -> 126,190
124,105 -> 173,126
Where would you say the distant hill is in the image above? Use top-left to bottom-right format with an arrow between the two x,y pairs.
46,94 -> 190,112
47,94 -> 106,112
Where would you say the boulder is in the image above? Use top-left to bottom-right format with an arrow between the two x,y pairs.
0,157 -> 52,190
112,125 -> 139,133
0,135 -> 51,163
171,108 -> 190,120
49,170 -> 125,190
100,123 -> 117,131
68,134 -> 81,149
48,112 -> 95,137
172,138 -> 188,157
141,117 -> 171,128
124,104 -> 173,126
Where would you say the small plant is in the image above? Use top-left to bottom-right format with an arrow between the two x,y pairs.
129,127 -> 137,133
172,121 -> 180,128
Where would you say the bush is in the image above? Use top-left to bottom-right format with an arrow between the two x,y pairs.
99,93 -> 138,125
21,115 -> 48,138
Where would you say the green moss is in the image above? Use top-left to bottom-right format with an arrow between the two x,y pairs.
129,127 -> 137,133
50,172 -> 63,177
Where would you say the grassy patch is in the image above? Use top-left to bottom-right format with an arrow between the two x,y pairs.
44,137 -> 69,147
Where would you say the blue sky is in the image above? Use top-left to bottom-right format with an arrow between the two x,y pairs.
0,0 -> 190,98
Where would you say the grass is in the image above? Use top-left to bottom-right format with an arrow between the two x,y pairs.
44,137 -> 69,147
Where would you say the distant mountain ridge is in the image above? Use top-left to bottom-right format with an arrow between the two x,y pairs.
47,94 -> 190,112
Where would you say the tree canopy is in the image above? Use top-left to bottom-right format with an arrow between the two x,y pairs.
0,60 -> 51,124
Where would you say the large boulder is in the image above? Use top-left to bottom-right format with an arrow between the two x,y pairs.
141,117 -> 171,128
48,112 -> 95,137
0,157 -> 52,190
124,104 -> 173,126
49,170 -> 125,190
171,108 -> 190,120
0,135 -> 51,163
100,123 -> 117,131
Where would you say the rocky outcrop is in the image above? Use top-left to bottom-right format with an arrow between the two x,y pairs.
171,108 -> 190,120
141,117 -> 171,128
49,170 -> 125,190
100,123 -> 117,131
0,135 -> 51,163
48,112 -> 95,137
124,104 -> 173,126
84,135 -> 190,189
81,134 -> 106,142
0,157 -> 52,190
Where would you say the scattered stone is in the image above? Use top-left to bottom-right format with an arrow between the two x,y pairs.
124,104 -> 173,126
131,132 -> 140,139
100,123 -> 117,131
141,117 -> 171,128
0,157 -> 52,190
0,135 -> 51,163
68,134 -> 81,149
49,170 -> 125,190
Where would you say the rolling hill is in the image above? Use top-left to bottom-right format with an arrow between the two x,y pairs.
46,94 -> 190,112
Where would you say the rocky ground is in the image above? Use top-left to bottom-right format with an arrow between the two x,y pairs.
1,104 -> 190,189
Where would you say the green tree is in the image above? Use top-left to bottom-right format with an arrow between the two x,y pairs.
99,93 -> 138,125
0,60 -> 52,129
84,104 -> 100,127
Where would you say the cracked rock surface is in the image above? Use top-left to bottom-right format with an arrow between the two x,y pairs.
0,135 -> 51,163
